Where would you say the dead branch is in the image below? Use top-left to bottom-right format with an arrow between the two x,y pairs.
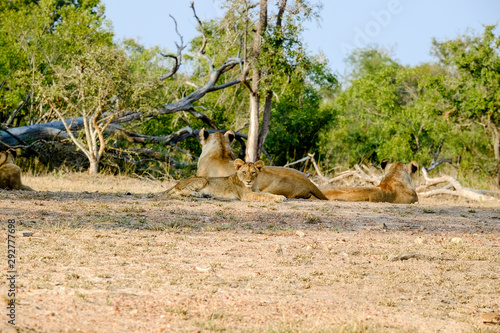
190,2 -> 207,56
352,164 -> 381,185
158,15 -> 186,81
112,57 -> 242,124
417,167 -> 498,202
307,153 -> 329,183
186,108 -> 217,129
283,154 -> 381,185
284,155 -> 310,167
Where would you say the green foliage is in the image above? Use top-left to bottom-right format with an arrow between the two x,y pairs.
266,87 -> 336,166
431,25 -> 500,181
0,0 -> 113,126
321,26 -> 499,186
324,53 -> 452,168
1,1 -> 497,187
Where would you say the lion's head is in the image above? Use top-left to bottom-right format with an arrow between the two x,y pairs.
380,159 -> 418,188
199,128 -> 236,159
234,159 -> 264,188
0,151 -> 15,166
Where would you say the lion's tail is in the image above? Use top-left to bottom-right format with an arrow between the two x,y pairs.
20,185 -> 35,191
311,186 -> 329,200
160,184 -> 177,196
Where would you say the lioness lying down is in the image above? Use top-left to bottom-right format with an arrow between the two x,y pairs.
197,129 -> 327,200
0,151 -> 34,191
169,159 -> 286,202
320,160 -> 418,204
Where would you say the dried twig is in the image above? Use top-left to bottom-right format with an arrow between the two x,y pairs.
388,253 -> 455,261
158,15 -> 186,81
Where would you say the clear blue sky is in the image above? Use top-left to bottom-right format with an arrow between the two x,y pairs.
102,0 -> 499,77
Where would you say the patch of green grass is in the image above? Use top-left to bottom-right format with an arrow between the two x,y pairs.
304,215 -> 322,224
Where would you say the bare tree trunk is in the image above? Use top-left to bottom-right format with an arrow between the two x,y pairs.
89,157 -> 99,174
245,0 -> 268,163
247,93 -> 261,162
246,0 -> 286,162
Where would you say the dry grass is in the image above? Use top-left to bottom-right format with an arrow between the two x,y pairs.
1,173 -> 499,332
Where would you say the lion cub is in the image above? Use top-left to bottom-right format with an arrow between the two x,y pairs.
0,151 -> 34,191
320,160 -> 418,204
196,129 -> 327,200
169,159 -> 286,202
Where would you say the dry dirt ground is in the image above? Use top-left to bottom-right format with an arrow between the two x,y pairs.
1,173 -> 500,333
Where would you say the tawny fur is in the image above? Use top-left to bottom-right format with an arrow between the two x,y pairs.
196,129 -> 327,200
169,159 -> 285,202
197,129 -> 236,178
320,160 -> 418,204
0,151 -> 34,191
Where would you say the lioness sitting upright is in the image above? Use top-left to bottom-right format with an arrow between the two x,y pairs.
197,129 -> 236,178
0,150 -> 34,191
196,129 -> 327,200
169,159 -> 286,202
320,160 -> 418,204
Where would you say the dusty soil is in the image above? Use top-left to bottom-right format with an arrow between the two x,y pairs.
1,173 -> 500,333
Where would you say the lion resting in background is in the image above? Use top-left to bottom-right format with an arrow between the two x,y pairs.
196,129 -> 327,200
0,151 -> 34,191
169,159 -> 286,202
320,160 -> 418,204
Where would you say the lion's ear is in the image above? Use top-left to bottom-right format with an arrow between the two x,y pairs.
254,160 -> 265,171
0,152 -> 6,166
380,159 -> 389,170
234,159 -> 245,170
199,128 -> 209,141
409,161 -> 418,174
225,130 -> 235,143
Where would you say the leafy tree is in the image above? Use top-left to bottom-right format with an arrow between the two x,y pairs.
432,25 -> 500,183
323,48 -> 453,168
43,45 -> 160,174
265,86 -> 336,166
0,0 -> 113,128
214,0 -> 327,162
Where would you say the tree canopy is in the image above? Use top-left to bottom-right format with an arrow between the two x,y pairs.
0,1 -> 498,187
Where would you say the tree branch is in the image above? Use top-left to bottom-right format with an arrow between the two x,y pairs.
158,15 -> 186,81
417,167 -> 498,202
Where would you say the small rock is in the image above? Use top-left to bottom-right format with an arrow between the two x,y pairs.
322,244 -> 333,252
451,237 -> 463,244
296,230 -> 305,238
480,312 -> 500,324
414,237 -> 425,244
22,231 -> 33,237
195,266 -> 213,273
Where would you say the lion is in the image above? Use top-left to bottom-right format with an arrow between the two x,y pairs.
197,129 -> 236,178
320,160 -> 418,204
168,159 -> 286,202
196,129 -> 327,200
0,150 -> 34,191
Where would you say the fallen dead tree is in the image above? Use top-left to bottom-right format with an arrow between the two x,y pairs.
284,153 -> 383,187
284,154 -> 499,202
417,166 -> 499,202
